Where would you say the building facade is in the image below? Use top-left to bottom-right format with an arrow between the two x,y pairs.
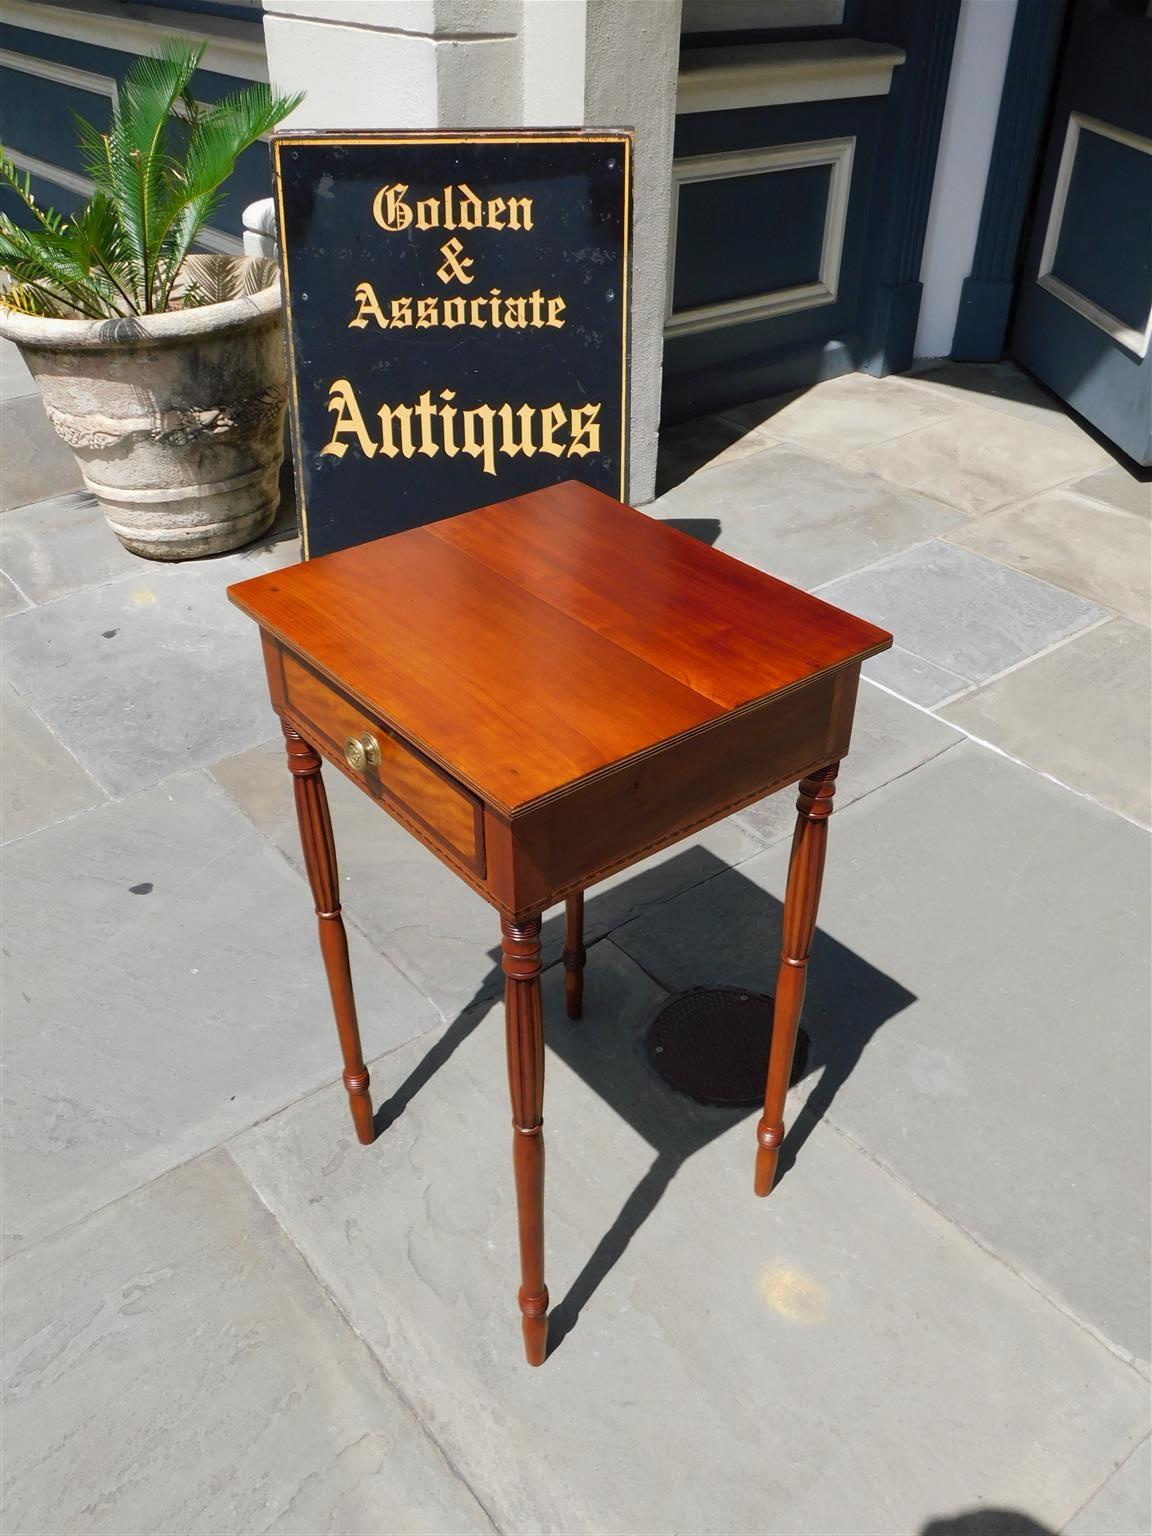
2,0 -> 1149,483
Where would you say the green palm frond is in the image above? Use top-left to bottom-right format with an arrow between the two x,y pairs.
150,79 -> 301,310
0,39 -> 301,320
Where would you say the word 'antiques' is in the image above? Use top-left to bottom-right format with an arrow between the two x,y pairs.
324,181 -> 587,465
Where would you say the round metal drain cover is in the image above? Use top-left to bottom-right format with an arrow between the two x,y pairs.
645,986 -> 809,1108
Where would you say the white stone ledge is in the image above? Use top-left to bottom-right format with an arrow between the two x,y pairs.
677,38 -> 905,114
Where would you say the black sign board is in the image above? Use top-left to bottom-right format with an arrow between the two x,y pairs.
272,130 -> 632,558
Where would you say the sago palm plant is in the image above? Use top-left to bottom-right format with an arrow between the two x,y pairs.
0,41 -> 300,319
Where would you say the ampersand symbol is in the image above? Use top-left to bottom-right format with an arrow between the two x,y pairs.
436,237 -> 475,286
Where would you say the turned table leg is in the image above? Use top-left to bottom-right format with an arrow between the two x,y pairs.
755,762 -> 838,1197
283,723 -> 374,1145
501,914 -> 549,1365
563,892 -> 586,1020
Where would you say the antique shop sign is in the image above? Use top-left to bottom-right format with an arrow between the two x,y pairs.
273,131 -> 632,558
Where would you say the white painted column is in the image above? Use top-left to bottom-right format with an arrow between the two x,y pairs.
259,0 -> 680,502
915,0 -> 1018,360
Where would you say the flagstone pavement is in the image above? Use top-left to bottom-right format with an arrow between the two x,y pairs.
2,343 -> 1149,1536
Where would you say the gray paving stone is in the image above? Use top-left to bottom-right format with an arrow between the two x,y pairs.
211,735 -> 765,1020
0,561 -> 282,797
0,337 -> 36,403
615,743 -> 1152,1366
0,571 -> 28,616
719,370 -> 963,456
843,403 -> 1111,516
735,678 -> 962,845
0,393 -> 84,511
0,488 -> 300,608
815,541 -> 1107,686
1063,1438 -> 1151,1535
655,411 -> 770,495
1072,464 -> 1152,520
946,489 -> 1152,625
1,682 -> 104,842
651,444 -> 968,590
863,644 -> 972,707
906,360 -> 1096,441
0,491 -> 145,603
232,941 -> 1148,1536
1,771 -> 437,1255
1,1150 -> 493,1536
945,619 -> 1152,826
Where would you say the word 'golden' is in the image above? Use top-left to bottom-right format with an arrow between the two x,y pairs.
322,381 -> 600,477
349,284 -> 566,331
372,182 -> 533,233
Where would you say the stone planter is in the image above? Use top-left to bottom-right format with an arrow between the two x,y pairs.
0,258 -> 287,560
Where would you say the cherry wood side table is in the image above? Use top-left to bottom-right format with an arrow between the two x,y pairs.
228,480 -> 891,1366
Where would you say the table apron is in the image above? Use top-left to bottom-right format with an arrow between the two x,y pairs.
488,664 -> 859,917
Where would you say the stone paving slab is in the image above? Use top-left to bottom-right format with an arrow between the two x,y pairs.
0,393 -> 84,512
944,618 -> 1152,826
904,360 -> 1099,442
735,678 -> 962,846
1071,463 -> 1152,519
0,491 -> 143,603
815,540 -> 1107,693
652,444 -> 968,590
211,734 -> 764,1020
0,571 -> 28,617
946,488 -> 1151,626
0,487 -> 299,609
862,644 -> 972,708
1,1149 -> 493,1536
614,743 -> 1152,1367
719,370 -> 963,456
843,403 -> 1111,516
1,561 -> 282,797
1,681 -> 105,843
231,941 -> 1148,1536
1,770 -> 438,1256
0,337 -> 36,402
655,411 -> 769,494
1063,1438 -> 1151,1536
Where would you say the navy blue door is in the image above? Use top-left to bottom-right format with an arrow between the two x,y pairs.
1010,0 -> 1152,464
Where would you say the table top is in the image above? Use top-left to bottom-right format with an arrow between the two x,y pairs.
228,481 -> 891,814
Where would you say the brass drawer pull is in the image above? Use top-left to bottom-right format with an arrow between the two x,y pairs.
343,733 -> 381,772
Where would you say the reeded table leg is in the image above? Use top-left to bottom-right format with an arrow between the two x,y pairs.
755,762 -> 839,1197
283,723 -> 374,1145
563,892 -> 586,1020
501,914 -> 549,1365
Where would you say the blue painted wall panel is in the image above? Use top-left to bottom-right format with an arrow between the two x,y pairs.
673,163 -> 831,312
664,96 -> 880,421
0,69 -> 113,177
1052,127 -> 1152,333
0,21 -> 269,237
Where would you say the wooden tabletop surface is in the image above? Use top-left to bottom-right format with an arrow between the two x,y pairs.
228,481 -> 891,813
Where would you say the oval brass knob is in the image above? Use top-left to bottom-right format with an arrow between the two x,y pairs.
343,733 -> 380,772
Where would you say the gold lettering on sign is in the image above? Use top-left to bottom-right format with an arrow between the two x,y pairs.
322,379 -> 378,459
372,183 -> 534,232
371,183 -> 412,231
347,284 -> 568,331
322,379 -> 604,476
436,238 -> 474,286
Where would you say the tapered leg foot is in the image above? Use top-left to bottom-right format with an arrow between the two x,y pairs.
563,892 -> 586,1020
754,763 -> 838,1197
502,914 -> 549,1365
284,723 -> 374,1145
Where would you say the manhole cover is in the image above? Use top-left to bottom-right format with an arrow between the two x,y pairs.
645,986 -> 809,1108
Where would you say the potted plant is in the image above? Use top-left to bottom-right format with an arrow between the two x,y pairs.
0,43 -> 301,559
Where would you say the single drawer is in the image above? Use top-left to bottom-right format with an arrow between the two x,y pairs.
279,650 -> 485,875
